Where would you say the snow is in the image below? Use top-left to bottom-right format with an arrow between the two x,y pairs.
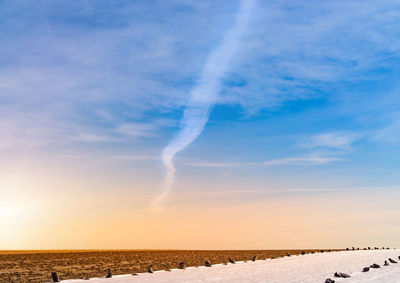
62,250 -> 400,283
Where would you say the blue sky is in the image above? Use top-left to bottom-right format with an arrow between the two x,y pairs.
1,0 -> 400,248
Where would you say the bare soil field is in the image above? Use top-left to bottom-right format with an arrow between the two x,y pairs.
0,249 -> 340,282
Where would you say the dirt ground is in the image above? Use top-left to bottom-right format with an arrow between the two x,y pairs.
0,249 -> 340,282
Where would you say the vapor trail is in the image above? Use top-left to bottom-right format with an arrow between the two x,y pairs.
152,0 -> 256,208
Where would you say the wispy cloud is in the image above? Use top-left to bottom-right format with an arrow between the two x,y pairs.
183,161 -> 241,168
73,119 -> 175,144
261,156 -> 342,165
1,0 -> 400,155
1,1 -> 400,204
111,155 -> 159,161
222,0 -> 400,111
183,156 -> 342,168
373,112 -> 400,143
302,132 -> 360,150
73,132 -> 118,143
155,0 -> 257,208
115,119 -> 175,139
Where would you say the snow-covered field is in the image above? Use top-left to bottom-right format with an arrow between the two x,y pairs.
62,250 -> 400,283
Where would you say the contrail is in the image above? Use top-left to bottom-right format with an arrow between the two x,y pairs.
152,0 -> 256,208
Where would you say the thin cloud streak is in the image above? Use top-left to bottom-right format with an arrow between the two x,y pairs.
184,156 -> 342,168
153,0 -> 257,209
1,1 -> 400,154
302,131 -> 360,150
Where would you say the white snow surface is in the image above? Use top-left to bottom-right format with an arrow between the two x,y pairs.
62,250 -> 400,283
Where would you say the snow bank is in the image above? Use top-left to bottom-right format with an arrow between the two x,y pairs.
62,250 -> 400,283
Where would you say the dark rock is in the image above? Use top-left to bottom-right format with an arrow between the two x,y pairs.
148,265 -> 154,273
205,261 -> 211,267
352,247 -> 355,250
179,262 -> 185,269
311,251 -> 315,254
384,260 -> 389,266
325,279 -> 335,283
328,249 -> 331,252
368,247 -> 371,250
346,248 -> 349,251
362,267 -> 370,272
389,258 -> 398,263
334,272 -> 351,278
51,272 -> 59,282
228,257 -> 235,264
357,248 -> 360,250
321,250 -> 325,253
301,251 -> 305,255
398,256 -> 400,260
286,252 -> 291,257
252,256 -> 257,261
370,263 -> 380,268
106,268 -> 112,278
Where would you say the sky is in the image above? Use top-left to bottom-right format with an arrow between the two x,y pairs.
1,0 -> 400,250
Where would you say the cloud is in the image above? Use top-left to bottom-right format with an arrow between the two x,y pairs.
74,133 -> 117,143
183,156 -> 342,168
302,132 -> 360,150
155,0 -> 257,208
0,1 -> 231,153
262,156 -> 342,165
183,161 -> 240,168
219,0 -> 400,111
111,155 -> 159,161
73,119 -> 175,144
1,0 -> 400,158
115,119 -> 174,139
373,112 -> 400,143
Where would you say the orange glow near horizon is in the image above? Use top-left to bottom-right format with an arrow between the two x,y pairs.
2,167 -> 400,250
1,158 -> 400,250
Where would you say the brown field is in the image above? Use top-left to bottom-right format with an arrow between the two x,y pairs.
0,249 -> 341,282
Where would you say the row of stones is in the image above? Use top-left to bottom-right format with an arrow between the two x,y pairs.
50,251 -> 315,282
325,254 -> 400,283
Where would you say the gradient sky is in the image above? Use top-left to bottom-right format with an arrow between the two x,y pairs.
1,0 -> 400,250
